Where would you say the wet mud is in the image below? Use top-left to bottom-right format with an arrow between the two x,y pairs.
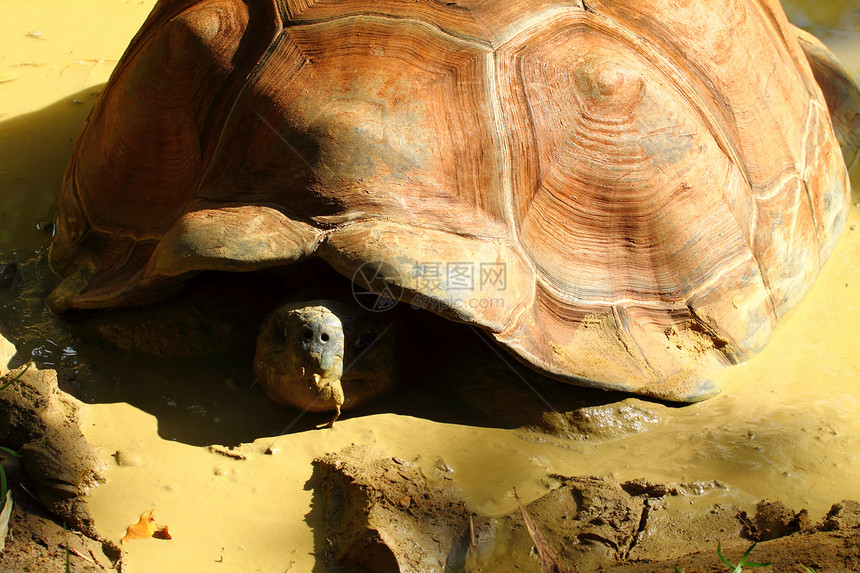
313,444 -> 860,572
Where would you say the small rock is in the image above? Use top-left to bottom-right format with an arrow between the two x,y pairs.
435,459 -> 453,473
35,221 -> 54,234
208,445 -> 246,461
621,478 -> 681,497
113,450 -> 143,467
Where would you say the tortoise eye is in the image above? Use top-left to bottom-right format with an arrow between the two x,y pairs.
303,329 -> 313,340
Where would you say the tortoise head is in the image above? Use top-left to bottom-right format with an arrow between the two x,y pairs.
254,299 -> 399,426
254,303 -> 346,416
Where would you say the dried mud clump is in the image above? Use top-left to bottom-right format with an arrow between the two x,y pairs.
488,476 -> 647,570
472,477 -> 738,570
817,500 -> 860,532
0,488 -> 118,571
0,357 -> 105,539
313,444 -> 479,572
740,499 -> 810,541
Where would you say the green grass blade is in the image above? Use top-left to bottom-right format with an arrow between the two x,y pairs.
737,543 -> 772,568
717,542 -> 737,570
0,360 -> 32,392
0,446 -> 21,458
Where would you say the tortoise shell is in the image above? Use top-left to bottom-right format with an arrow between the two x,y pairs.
50,0 -> 854,401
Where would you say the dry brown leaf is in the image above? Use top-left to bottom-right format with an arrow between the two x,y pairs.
514,490 -> 576,573
153,525 -> 172,540
120,510 -> 172,543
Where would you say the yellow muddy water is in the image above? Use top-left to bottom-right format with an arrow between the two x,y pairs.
0,1 -> 859,572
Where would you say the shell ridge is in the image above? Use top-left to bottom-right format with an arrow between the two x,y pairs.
283,13 -> 493,50
486,50 -> 519,243
749,252 -> 782,322
283,0 -> 494,43
748,0 -> 818,97
192,28 -> 287,197
485,6 -> 589,48
719,180 -> 780,323
511,45 -> 542,234
324,214 -> 511,242
799,102 -> 825,259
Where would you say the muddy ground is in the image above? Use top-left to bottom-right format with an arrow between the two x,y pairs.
0,334 -> 859,572
1,426 -> 860,572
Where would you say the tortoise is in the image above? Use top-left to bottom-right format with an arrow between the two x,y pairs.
49,0 -> 859,420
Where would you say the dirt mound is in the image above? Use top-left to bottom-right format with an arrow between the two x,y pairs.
0,360 -> 105,538
314,444 -> 478,572
315,445 -> 860,572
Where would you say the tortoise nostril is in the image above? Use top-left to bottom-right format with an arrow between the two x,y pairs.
320,332 -> 330,342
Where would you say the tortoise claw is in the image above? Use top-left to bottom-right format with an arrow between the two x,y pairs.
317,404 -> 341,429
